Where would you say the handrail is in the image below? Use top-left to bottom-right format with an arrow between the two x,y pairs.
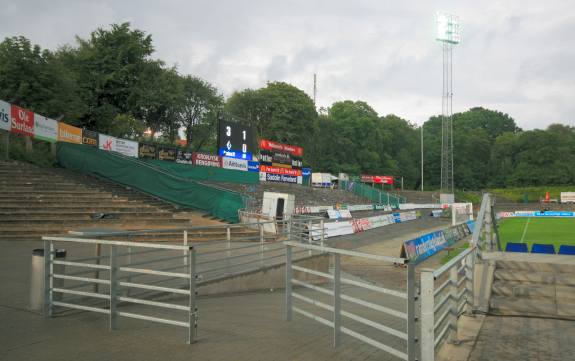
42,236 -> 191,250
284,241 -> 407,264
433,246 -> 475,278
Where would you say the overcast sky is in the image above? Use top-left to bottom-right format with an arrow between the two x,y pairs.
1,0 -> 574,129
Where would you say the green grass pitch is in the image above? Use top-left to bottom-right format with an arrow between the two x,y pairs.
497,217 -> 575,251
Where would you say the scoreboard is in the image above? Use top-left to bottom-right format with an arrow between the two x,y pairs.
217,120 -> 254,160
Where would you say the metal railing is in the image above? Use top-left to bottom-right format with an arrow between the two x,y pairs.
419,246 -> 477,360
285,241 -> 417,361
289,214 -> 325,246
42,236 -> 198,343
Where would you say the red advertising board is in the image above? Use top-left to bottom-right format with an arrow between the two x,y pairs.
259,139 -> 303,157
192,152 -> 222,167
10,105 -> 34,136
260,165 -> 302,176
361,175 -> 394,184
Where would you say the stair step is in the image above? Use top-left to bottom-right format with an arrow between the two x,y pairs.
0,212 -> 175,220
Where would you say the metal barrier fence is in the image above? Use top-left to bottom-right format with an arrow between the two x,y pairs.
285,241 -> 417,361
42,236 -> 198,343
289,214 -> 325,246
420,246 -> 477,360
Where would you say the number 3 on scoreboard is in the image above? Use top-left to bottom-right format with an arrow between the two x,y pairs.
226,126 -> 231,137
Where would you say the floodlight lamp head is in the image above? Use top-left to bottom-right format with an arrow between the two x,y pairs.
436,12 -> 461,44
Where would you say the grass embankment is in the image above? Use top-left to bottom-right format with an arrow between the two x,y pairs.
0,134 -> 56,166
489,186 -> 575,203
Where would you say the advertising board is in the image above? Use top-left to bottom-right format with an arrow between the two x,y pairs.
561,192 -> 575,204
157,146 -> 177,161
82,129 -> 98,146
116,138 -> 138,157
259,139 -> 303,157
10,104 -> 34,136
265,172 -> 298,184
222,157 -> 248,171
248,161 -> 259,172
176,149 -> 193,164
98,134 -> 116,152
361,175 -> 394,184
0,100 -> 9,131
259,165 -> 301,176
58,122 -> 82,144
33,114 -> 58,142
302,168 -> 312,177
138,143 -> 157,159
192,152 -> 221,167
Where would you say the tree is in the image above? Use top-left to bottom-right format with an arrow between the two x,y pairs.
179,75 -> 223,151
0,36 -> 85,121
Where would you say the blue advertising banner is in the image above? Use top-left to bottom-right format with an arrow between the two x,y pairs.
302,168 -> 312,177
402,222 -> 473,264
218,147 -> 253,160
247,161 -> 259,172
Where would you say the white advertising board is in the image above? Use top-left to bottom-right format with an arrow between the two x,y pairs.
115,138 -> 138,157
561,192 -> 575,204
222,157 -> 248,171
98,134 -> 117,152
33,114 -> 58,142
0,100 -> 10,131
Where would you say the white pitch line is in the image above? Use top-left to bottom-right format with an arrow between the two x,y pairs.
520,217 -> 531,243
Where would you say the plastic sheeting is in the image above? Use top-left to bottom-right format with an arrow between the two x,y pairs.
57,143 -> 244,222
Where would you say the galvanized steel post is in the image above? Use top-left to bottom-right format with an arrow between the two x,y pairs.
43,240 -> 52,317
259,223 -> 265,268
226,227 -> 231,272
109,245 -> 118,330
406,262 -> 417,361
183,230 -> 188,266
420,269 -> 435,361
333,253 -> 342,347
449,266 -> 458,342
320,219 -> 325,247
285,245 -> 292,321
188,247 -> 197,344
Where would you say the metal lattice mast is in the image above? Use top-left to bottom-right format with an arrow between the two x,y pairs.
437,12 -> 460,203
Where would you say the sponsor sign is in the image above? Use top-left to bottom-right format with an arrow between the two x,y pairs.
157,146 -> 177,161
33,114 -> 58,142
403,231 -> 448,264
248,161 -> 259,172
10,105 -> 34,136
218,148 -> 253,160
99,134 -> 116,152
259,139 -> 303,157
0,100 -> 10,131
58,122 -> 82,144
361,175 -> 394,184
82,129 -> 98,147
259,165 -> 301,176
115,138 -> 138,157
222,157 -> 248,171
561,192 -> 575,204
327,209 -> 353,220
302,168 -> 312,177
138,143 -> 157,159
265,172 -> 298,184
176,149 -> 193,164
192,152 -> 222,167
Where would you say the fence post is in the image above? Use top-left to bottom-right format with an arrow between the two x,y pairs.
449,266 -> 459,343
183,230 -> 188,266
259,223 -> 265,268
226,226 -> 231,272
285,245 -> 292,321
420,269 -> 435,361
188,246 -> 197,344
307,220 -> 312,256
465,250 -> 475,315
406,262 -> 417,361
333,253 -> 341,347
109,245 -> 118,331
43,240 -> 53,317
320,219 -> 325,247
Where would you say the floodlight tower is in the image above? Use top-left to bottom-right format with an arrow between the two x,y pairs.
436,12 -> 460,204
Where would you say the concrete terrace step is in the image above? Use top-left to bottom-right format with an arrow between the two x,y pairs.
0,202 -> 157,209
0,216 -> 190,226
0,207 -> 160,213
0,212 -> 176,220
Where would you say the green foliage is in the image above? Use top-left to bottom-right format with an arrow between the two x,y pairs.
454,190 -> 481,204
489,186 -> 575,203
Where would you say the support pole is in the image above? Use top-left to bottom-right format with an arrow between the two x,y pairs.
420,269 -> 435,361
188,247 -> 197,344
406,262 -> 417,361
285,245 -> 292,321
449,266 -> 459,343
259,223 -> 265,268
183,230 -> 188,266
109,245 -> 118,331
43,240 -> 53,317
333,254 -> 341,347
